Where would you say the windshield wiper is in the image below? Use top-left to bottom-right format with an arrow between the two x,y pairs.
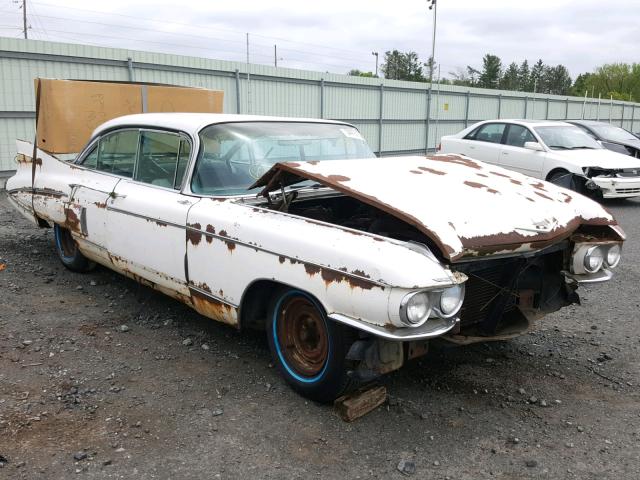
548,145 -> 570,150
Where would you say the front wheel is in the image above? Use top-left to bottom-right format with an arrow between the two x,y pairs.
267,289 -> 355,403
53,224 -> 95,272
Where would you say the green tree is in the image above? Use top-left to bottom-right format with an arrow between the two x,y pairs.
571,73 -> 593,97
576,63 -> 640,101
479,54 -> 502,89
530,59 -> 545,92
542,65 -> 572,95
348,69 -> 376,78
501,62 -> 520,90
380,50 -> 425,82
517,60 -> 530,92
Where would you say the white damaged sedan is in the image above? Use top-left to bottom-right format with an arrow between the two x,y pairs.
440,119 -> 640,199
6,113 -> 625,401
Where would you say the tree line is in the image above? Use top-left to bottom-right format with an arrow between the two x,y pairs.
349,50 -> 639,101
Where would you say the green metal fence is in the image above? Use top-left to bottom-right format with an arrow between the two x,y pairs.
1,37 -> 639,173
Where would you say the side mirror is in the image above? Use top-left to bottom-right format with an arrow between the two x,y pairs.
524,141 -> 544,152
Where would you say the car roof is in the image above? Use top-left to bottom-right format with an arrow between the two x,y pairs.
566,120 -> 610,126
475,119 -> 573,128
92,113 -> 351,138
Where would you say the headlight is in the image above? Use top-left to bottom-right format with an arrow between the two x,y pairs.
605,244 -> 621,268
583,246 -> 604,273
400,292 -> 432,327
435,284 -> 465,318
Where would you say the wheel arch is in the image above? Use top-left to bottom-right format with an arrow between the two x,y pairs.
545,167 -> 571,181
238,278 -> 329,331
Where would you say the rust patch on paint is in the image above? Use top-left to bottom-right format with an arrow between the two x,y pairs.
217,229 -> 236,251
186,223 -> 202,245
319,268 -> 375,290
205,224 -> 216,244
530,182 -> 548,192
304,264 -> 321,276
410,170 -> 423,174
327,174 -> 351,182
189,288 -> 237,326
534,191 -> 553,201
562,192 -> 572,203
463,181 -> 498,194
427,155 -> 481,170
64,207 -> 81,233
489,171 -> 511,179
476,173 -> 489,178
307,160 -> 320,165
510,179 -> 523,185
94,201 -> 107,209
418,166 -> 446,175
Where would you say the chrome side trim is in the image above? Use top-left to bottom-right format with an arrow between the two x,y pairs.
329,313 -> 459,341
106,206 -> 186,229
192,226 -> 389,288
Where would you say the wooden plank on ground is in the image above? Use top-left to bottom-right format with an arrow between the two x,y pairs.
334,385 -> 387,422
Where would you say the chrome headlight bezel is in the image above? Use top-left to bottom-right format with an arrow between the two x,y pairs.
583,245 -> 604,273
604,244 -> 621,268
399,283 -> 466,327
399,291 -> 432,327
433,284 -> 466,319
572,242 -> 622,275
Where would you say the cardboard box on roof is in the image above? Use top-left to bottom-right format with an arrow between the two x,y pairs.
34,78 -> 224,154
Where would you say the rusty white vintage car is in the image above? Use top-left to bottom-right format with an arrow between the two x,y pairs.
6,113 -> 625,402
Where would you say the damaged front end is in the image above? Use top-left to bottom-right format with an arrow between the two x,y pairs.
249,155 -> 624,379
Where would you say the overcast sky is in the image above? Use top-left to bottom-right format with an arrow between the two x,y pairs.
1,0 -> 638,78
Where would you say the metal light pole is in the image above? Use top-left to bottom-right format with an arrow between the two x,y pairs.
372,51 -> 379,77
424,0 -> 437,154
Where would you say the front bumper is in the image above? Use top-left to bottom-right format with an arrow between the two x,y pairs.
564,269 -> 613,284
591,175 -> 640,198
329,313 -> 459,341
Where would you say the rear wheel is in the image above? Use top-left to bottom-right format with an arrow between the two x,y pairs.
267,289 -> 355,403
53,224 -> 95,272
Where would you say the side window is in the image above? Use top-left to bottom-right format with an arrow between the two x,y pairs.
464,126 -> 481,140
473,123 -> 506,144
81,145 -> 98,169
135,131 -> 184,188
98,130 -> 138,178
505,125 -> 536,148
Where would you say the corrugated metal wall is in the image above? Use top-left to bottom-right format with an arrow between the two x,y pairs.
1,37 -> 639,172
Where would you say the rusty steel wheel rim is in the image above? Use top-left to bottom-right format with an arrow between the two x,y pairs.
277,296 -> 329,378
57,225 -> 77,258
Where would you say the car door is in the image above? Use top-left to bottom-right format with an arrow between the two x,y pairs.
461,123 -> 506,165
33,137 -> 122,264
106,128 -> 197,297
499,124 -> 543,177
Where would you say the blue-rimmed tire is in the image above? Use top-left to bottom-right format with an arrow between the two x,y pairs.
53,224 -> 95,272
267,289 -> 354,403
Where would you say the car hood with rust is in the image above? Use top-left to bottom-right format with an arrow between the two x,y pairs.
252,154 -> 619,262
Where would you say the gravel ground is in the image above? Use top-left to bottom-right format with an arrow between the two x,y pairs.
1,191 -> 639,480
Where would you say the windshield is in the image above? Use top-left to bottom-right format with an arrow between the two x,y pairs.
591,124 -> 638,143
534,126 -> 603,150
191,122 -> 375,196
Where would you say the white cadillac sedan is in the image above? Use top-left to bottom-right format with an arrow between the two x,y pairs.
439,119 -> 640,199
6,114 -> 626,402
